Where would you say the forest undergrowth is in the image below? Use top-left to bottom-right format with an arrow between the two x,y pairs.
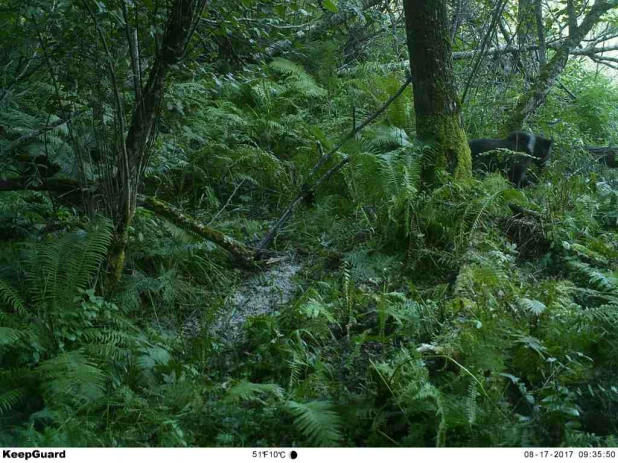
1,44 -> 618,447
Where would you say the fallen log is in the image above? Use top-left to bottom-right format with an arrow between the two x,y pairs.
137,194 -> 255,265
586,146 -> 617,167
0,177 -> 255,264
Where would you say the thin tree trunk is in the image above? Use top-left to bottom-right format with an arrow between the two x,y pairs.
107,0 -> 207,284
403,0 -> 471,185
518,0 -> 536,48
567,0 -> 579,36
502,0 -> 617,133
517,0 -> 537,79
535,0 -> 547,67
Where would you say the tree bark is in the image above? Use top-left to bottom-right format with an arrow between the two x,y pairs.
567,0 -> 579,36
403,0 -> 471,185
106,0 -> 206,284
137,195 -> 255,264
517,0 -> 538,79
502,0 -> 617,133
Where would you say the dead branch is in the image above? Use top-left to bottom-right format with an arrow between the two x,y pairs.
255,0 -> 384,60
338,43 -> 618,75
0,177 -> 255,263
137,194 -> 255,264
257,75 -> 413,252
508,202 -> 542,217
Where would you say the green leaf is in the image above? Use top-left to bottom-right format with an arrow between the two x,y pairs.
519,297 -> 547,315
0,327 -> 22,346
323,0 -> 338,13
287,400 -> 343,446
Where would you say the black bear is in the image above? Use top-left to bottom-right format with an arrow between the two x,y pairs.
469,132 -> 553,188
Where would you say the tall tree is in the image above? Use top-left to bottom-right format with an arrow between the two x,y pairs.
502,0 -> 618,132
88,0 -> 208,283
403,0 -> 471,185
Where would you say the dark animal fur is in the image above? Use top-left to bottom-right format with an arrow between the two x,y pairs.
469,132 -> 553,188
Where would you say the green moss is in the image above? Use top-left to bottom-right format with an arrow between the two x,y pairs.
418,114 -> 472,185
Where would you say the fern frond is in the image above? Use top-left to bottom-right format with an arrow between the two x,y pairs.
0,326 -> 23,346
23,220 -> 112,310
62,220 -> 113,302
287,400 -> 343,446
583,304 -> 618,328
466,382 -> 479,425
225,380 -> 284,403
270,58 -> 307,77
136,346 -> 172,370
36,350 -> 107,406
568,260 -> 617,293
518,298 -> 547,316
0,279 -> 25,312
270,58 -> 326,99
365,126 -> 412,150
0,387 -> 27,414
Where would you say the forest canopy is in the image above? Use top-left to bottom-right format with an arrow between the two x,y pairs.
0,0 -> 617,448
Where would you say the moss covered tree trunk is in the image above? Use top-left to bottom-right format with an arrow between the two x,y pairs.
137,195 -> 254,264
502,0 -> 617,133
403,0 -> 471,186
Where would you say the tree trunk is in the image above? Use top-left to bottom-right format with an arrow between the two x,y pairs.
502,0 -> 617,133
403,0 -> 471,185
517,0 -> 538,80
107,0 -> 206,284
534,0 -> 547,67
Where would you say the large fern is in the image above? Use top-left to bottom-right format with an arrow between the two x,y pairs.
24,220 -> 112,311
287,400 -> 343,446
36,350 -> 107,407
270,58 -> 327,99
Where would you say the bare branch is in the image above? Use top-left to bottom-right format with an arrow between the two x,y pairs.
339,42 -> 618,75
255,0 -> 385,59
257,75 -> 413,252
